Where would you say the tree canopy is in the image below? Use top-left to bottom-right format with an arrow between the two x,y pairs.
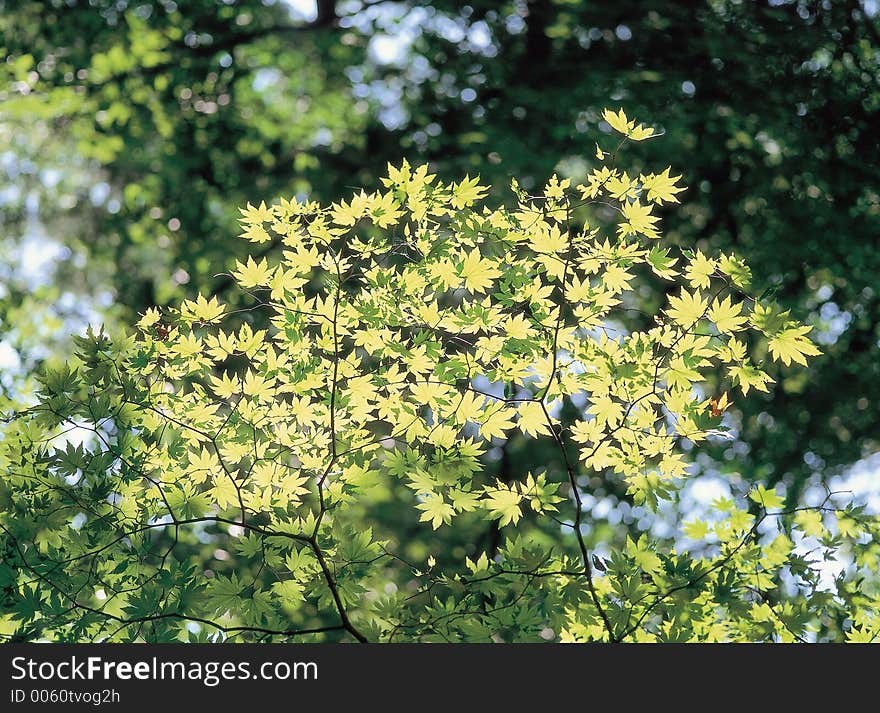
3,0 -> 879,494
3,118 -> 878,642
1,1 -> 879,643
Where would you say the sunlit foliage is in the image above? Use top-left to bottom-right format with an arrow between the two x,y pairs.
2,114 -> 876,643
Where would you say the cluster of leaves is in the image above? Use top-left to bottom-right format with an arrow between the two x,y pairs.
1,112 -> 877,642
403,0 -> 880,490
3,0 -> 879,510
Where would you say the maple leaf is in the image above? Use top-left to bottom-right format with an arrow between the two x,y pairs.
768,325 -> 821,366
416,494 -> 455,530
587,394 -> 624,428
458,248 -> 502,294
619,199 -> 660,238
684,251 -> 716,289
478,406 -> 517,441
666,289 -> 709,327
482,484 -> 523,526
451,174 -> 488,209
602,107 -> 655,141
180,294 -> 225,323
238,200 -> 274,225
640,167 -> 685,204
232,256 -> 273,288
708,295 -> 747,334
517,400 -> 551,438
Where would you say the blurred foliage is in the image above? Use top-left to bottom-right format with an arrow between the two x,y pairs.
1,0 -> 879,536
